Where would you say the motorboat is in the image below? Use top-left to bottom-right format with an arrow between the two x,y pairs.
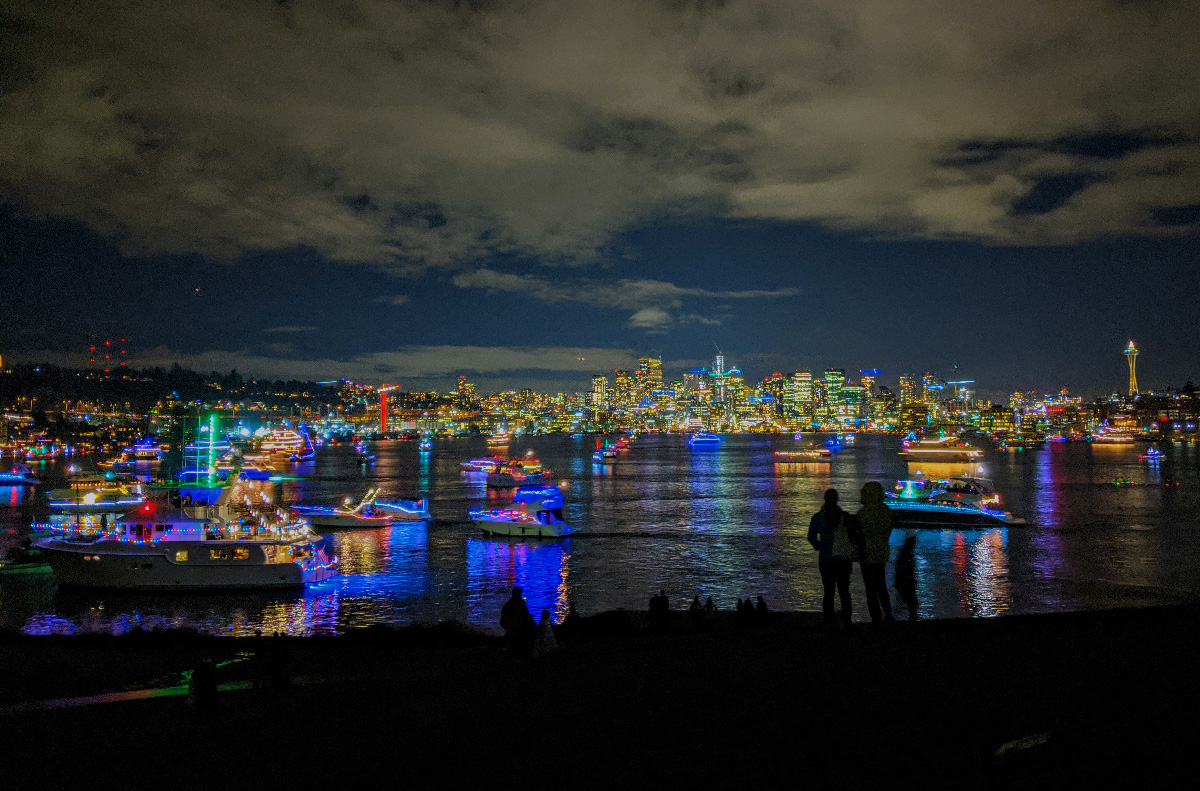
121,437 -> 166,460
291,488 -> 394,529
688,433 -> 722,448
0,463 -> 39,486
885,499 -> 1026,528
469,484 -> 571,538
886,476 -> 1023,527
592,441 -> 618,463
1139,447 -> 1165,461
460,457 -> 505,473
486,453 -> 552,488
899,435 -> 984,462
485,431 -> 511,447
37,500 -> 337,589
774,446 -> 832,461
47,474 -> 146,512
373,498 -> 432,521
418,437 -> 434,452
1091,430 -> 1137,444
995,431 -> 1045,451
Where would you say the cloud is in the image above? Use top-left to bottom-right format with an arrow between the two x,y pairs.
372,295 -> 410,306
450,269 -> 796,328
2,0 -> 1198,277
9,344 -> 651,387
262,325 -> 318,334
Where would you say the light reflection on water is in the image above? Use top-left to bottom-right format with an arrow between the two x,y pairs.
3,434 -> 1200,635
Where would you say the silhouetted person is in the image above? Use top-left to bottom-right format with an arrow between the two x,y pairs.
501,586 -> 536,654
688,595 -> 704,628
188,658 -> 218,717
559,600 -> 582,639
808,488 -> 860,627
755,595 -> 770,624
703,596 -> 717,627
648,589 -> 670,631
532,609 -> 558,657
894,532 -> 919,621
857,481 -> 895,625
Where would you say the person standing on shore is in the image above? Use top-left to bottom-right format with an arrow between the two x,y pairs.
857,481 -> 895,625
500,586 -> 536,654
808,488 -> 860,627
894,531 -> 919,621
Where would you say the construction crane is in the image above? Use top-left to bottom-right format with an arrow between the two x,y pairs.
378,383 -> 401,434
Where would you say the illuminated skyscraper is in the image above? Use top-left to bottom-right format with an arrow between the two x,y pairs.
1124,340 -> 1139,396
455,375 -> 476,407
899,374 -> 917,404
613,370 -> 633,413
591,374 -> 608,408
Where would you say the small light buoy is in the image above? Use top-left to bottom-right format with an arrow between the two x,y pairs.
559,480 -> 569,488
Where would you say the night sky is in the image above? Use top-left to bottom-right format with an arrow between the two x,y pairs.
2,1 -> 1198,397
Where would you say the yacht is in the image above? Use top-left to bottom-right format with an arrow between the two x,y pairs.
0,463 -> 39,486
592,444 -> 618,463
886,476 -> 1023,527
460,457 -> 505,473
121,437 -> 166,460
486,453 -> 552,488
774,447 -> 832,461
36,500 -> 337,589
47,474 -> 146,512
899,435 -> 984,462
688,433 -> 722,448
291,488 -> 393,529
469,484 -> 572,538
485,431 -> 511,447
259,429 -> 315,460
373,498 -> 432,521
1090,429 -> 1137,444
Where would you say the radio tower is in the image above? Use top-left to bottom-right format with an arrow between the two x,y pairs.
1124,340 -> 1139,397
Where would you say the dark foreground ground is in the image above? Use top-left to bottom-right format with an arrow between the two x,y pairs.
1,605 -> 1197,789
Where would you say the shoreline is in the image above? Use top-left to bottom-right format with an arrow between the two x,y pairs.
3,604 -> 1196,787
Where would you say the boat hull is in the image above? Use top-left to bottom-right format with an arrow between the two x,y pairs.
888,502 -> 1025,528
474,520 -> 572,538
38,540 -> 326,589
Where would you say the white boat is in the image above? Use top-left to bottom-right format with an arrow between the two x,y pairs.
688,433 -> 722,448
0,463 -> 39,486
899,435 -> 984,462
885,499 -> 1026,528
121,437 -> 166,460
37,502 -> 337,589
774,447 -> 832,461
469,485 -> 571,538
47,474 -> 146,512
259,429 -> 315,460
291,488 -> 393,529
373,498 -> 432,521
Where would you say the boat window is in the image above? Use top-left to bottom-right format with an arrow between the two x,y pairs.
209,549 -> 230,560
233,547 -> 250,560
155,524 -> 166,532
175,550 -> 188,562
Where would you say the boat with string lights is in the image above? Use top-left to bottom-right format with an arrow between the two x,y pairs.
291,488 -> 393,529
0,463 -> 40,486
486,452 -> 553,488
47,473 -> 146,512
688,433 -> 722,448
259,428 -> 316,461
898,435 -> 984,462
37,500 -> 337,589
469,484 -> 572,538
886,476 -> 1024,527
774,446 -> 832,461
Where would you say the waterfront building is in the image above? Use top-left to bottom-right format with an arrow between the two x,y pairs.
899,374 -> 917,405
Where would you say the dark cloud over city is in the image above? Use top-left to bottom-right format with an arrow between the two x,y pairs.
2,0 -> 1198,392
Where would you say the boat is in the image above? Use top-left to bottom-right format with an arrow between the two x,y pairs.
121,437 -> 166,460
259,429 -> 315,460
460,457 -> 505,473
485,431 -> 511,447
995,431 -> 1045,451
486,453 -> 552,488
774,447 -> 832,461
291,488 -> 394,529
688,433 -> 722,448
592,447 -> 617,463
885,499 -> 1026,528
0,463 -> 39,486
899,435 -> 984,462
469,484 -> 571,538
927,476 -> 1001,508
373,498 -> 432,521
47,474 -> 146,512
418,437 -> 434,452
36,500 -> 337,589
1139,448 -> 1165,461
1091,430 -> 1137,444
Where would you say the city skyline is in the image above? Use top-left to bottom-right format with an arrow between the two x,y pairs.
3,2 -> 1198,395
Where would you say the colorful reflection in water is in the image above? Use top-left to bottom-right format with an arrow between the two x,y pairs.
4,434 -> 1200,635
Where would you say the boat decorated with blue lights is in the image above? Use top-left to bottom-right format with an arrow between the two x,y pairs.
899,435 -> 984,462
47,473 -> 146,512
469,484 -> 572,538
291,488 -> 394,529
688,433 -> 722,448
0,463 -> 39,486
36,499 -> 336,589
374,497 -> 432,521
592,443 -> 618,463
